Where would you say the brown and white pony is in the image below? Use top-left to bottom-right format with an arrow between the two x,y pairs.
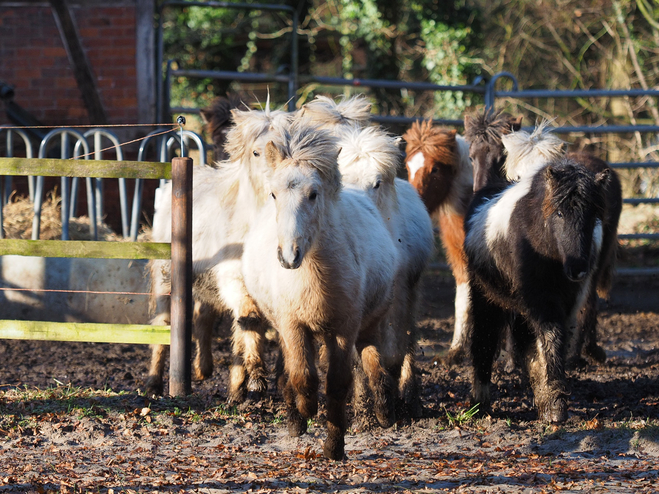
242,121 -> 398,459
402,120 -> 473,364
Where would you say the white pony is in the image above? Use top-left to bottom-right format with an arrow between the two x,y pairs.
147,105 -> 294,400
241,122 -> 399,460
297,94 -> 373,131
335,124 -> 434,417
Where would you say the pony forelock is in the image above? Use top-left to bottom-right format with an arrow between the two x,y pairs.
403,120 -> 457,168
464,108 -> 518,145
271,121 -> 342,193
224,106 -> 293,162
502,120 -> 566,181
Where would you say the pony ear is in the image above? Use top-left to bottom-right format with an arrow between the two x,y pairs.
544,165 -> 559,185
511,116 -> 523,131
265,141 -> 285,169
448,129 -> 458,138
199,109 -> 210,124
463,115 -> 473,130
595,168 -> 611,187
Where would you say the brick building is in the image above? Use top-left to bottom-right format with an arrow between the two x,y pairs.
0,0 -> 155,136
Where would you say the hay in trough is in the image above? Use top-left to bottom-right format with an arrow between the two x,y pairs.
2,192 -> 122,241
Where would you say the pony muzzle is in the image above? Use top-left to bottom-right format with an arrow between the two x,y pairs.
277,245 -> 302,270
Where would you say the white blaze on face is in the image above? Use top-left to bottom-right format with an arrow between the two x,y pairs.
407,152 -> 426,181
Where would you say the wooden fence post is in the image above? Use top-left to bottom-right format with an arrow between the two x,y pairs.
169,156 -> 193,396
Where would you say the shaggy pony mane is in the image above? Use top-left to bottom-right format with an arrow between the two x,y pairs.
336,125 -> 401,184
502,120 -> 566,181
299,94 -> 372,130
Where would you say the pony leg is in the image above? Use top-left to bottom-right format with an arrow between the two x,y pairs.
580,285 -> 606,364
397,285 -> 422,418
279,323 -> 318,437
439,211 -> 470,365
212,262 -> 268,402
355,320 -> 396,429
192,301 -> 217,381
469,283 -> 506,414
526,320 -> 568,424
323,335 -> 353,460
146,259 -> 171,396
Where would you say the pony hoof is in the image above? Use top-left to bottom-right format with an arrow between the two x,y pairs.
144,377 -> 164,397
247,374 -> 268,394
444,347 -> 465,366
323,435 -> 346,461
585,344 -> 606,364
375,407 -> 396,429
193,364 -> 213,381
540,399 -> 567,424
287,411 -> 307,437
227,387 -> 246,404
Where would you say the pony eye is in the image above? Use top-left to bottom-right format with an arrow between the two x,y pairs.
557,210 -> 563,218
431,167 -> 439,174
270,192 -> 276,200
374,180 -> 381,190
309,191 -> 318,201
253,150 -> 260,157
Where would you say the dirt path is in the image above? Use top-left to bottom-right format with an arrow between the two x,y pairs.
0,271 -> 658,492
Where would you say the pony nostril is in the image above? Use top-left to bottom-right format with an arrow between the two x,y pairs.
293,247 -> 301,266
277,246 -> 285,266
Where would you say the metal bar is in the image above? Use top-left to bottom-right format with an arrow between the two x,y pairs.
171,68 -> 487,94
497,88 -> 659,99
169,156 -> 193,397
289,9 -> 298,111
618,233 -> 659,240
623,198 -> 659,205
547,125 -> 659,134
609,162 -> 659,169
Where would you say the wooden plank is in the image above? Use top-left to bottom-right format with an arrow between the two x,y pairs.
0,157 -> 172,180
50,0 -> 108,124
0,239 -> 171,259
0,320 -> 170,345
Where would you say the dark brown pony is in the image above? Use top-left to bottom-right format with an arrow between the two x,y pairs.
463,109 -> 523,193
402,121 -> 473,364
200,94 -> 242,163
500,123 -> 622,365
464,156 -> 611,423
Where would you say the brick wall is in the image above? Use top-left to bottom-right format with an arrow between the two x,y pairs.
0,2 -> 139,127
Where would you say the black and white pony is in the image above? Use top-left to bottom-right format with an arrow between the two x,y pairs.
464,155 -> 611,423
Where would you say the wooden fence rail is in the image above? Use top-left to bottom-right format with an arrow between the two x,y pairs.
0,156 -> 193,395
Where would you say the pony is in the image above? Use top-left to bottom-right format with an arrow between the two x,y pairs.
463,109 -> 524,192
335,124 -> 434,417
464,155 -> 611,423
146,105 -> 294,401
297,94 -> 372,131
241,122 -> 399,460
501,123 -> 622,364
200,94 -> 243,163
402,120 -> 474,365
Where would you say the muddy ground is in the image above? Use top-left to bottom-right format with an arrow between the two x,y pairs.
0,269 -> 658,493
